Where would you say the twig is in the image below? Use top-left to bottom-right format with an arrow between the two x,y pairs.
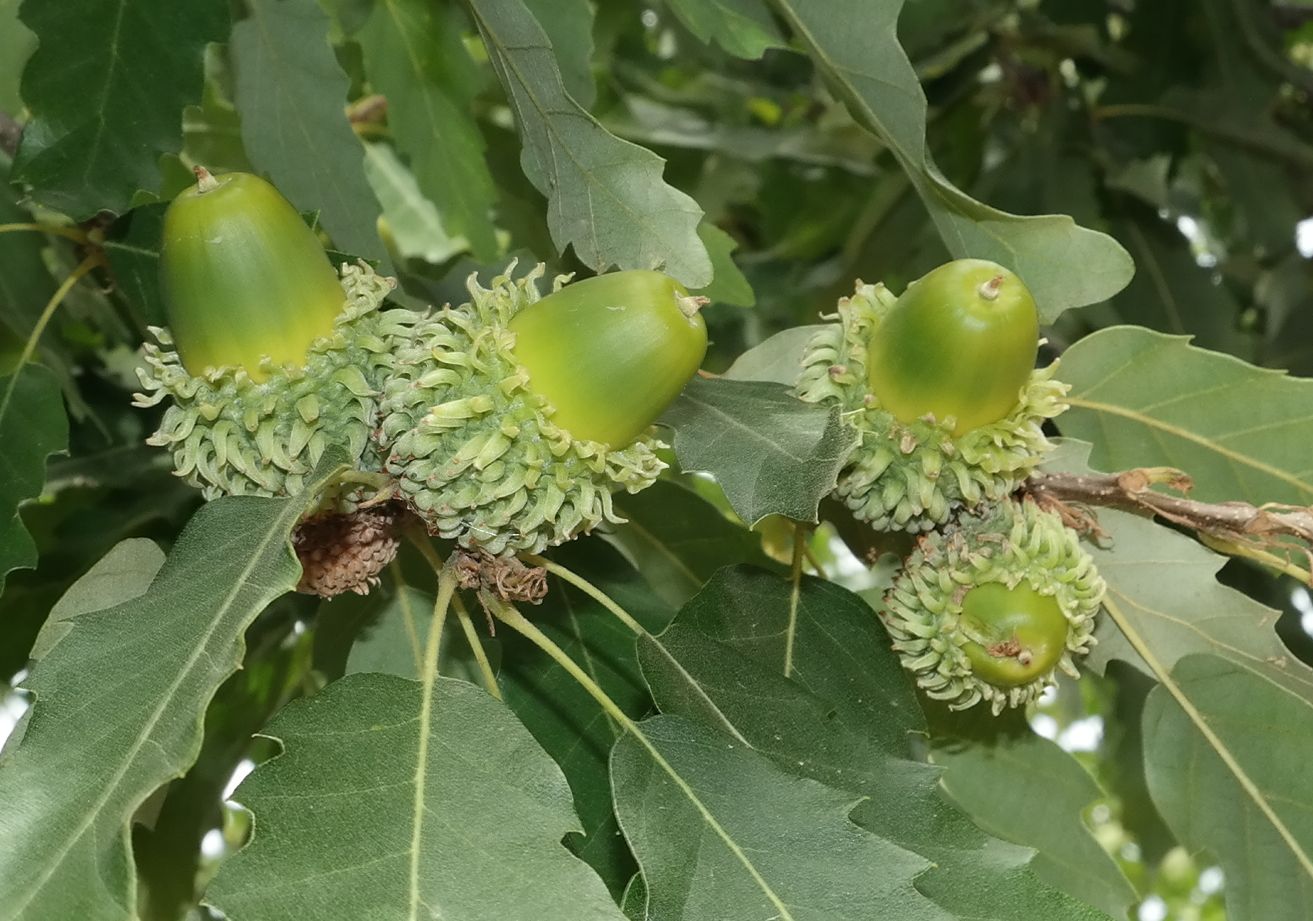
1025,467 -> 1313,583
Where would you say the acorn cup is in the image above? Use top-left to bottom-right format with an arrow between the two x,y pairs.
880,496 -> 1105,714
796,259 -> 1068,532
376,263 -> 708,556
134,168 -> 407,507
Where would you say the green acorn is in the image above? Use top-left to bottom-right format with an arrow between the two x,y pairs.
134,168 -> 406,505
376,262 -> 708,556
796,260 -> 1067,532
881,497 -> 1104,713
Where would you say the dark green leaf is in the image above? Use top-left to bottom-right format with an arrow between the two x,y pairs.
612,714 -> 947,921
0,365 -> 68,592
356,0 -> 499,259
13,0 -> 227,216
660,376 -> 857,525
660,566 -> 1129,918
231,0 -> 386,264
467,0 -> 712,286
500,539 -> 672,896
207,673 -> 627,920
766,0 -> 1134,320
103,203 -> 168,329
0,455 -> 344,920
608,479 -> 774,607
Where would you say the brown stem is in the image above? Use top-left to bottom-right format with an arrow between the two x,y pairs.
1025,468 -> 1313,582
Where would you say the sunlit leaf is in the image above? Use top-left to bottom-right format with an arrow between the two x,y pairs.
207,673 -> 627,921
468,0 -> 712,286
660,376 -> 857,525
363,143 -> 468,265
1144,654 -> 1313,921
1059,326 -> 1313,505
695,222 -> 755,307
0,455 -> 344,920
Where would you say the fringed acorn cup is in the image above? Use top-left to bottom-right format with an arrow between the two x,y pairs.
881,497 -> 1105,713
375,264 -> 708,556
796,260 -> 1068,532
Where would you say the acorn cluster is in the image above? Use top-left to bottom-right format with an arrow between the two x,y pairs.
795,259 -> 1104,712
134,169 -> 707,595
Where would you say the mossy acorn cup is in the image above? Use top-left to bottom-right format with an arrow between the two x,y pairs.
377,263 -> 708,556
796,258 -> 1068,532
135,167 -> 403,505
882,497 -> 1105,714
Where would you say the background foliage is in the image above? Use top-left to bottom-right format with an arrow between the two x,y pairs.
3,0 -> 1313,919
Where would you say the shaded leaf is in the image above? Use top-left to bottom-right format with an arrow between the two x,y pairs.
654,565 -> 1126,918
231,0 -> 385,263
363,143 -> 468,265
103,203 -> 168,329
500,539 -> 672,896
0,456 -> 344,920
0,365 -> 68,592
344,583 -> 502,688
1059,326 -> 1313,505
207,673 -> 626,921
660,376 -> 857,525
468,0 -> 712,286
27,538 -> 164,662
695,222 -> 754,307
356,0 -> 498,258
608,479 -> 774,607
766,0 -> 1134,320
13,0 -> 227,216
664,0 -> 785,60
612,714 -> 947,921
928,708 -> 1139,919
1144,654 -> 1313,921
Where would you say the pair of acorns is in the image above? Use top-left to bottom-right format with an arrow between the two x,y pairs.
134,169 -> 1102,713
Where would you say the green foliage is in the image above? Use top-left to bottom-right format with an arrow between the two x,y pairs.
660,377 -> 858,525
4,2 -> 1313,919
13,0 -> 227,215
207,673 -> 628,920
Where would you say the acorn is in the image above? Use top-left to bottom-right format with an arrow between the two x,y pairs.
881,497 -> 1104,713
376,262 -> 708,556
134,168 -> 406,506
796,260 -> 1067,532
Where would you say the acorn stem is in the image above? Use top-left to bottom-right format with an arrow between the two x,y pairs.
521,553 -> 647,636
193,165 -> 219,193
978,275 -> 1005,301
678,294 -> 711,319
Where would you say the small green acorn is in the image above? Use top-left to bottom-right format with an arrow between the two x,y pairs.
135,168 -> 404,505
867,259 -> 1039,436
881,497 -> 1104,713
377,263 -> 708,555
796,260 -> 1067,532
508,270 -> 707,446
159,168 -> 347,379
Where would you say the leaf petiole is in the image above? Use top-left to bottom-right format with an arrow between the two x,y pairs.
520,552 -> 647,637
